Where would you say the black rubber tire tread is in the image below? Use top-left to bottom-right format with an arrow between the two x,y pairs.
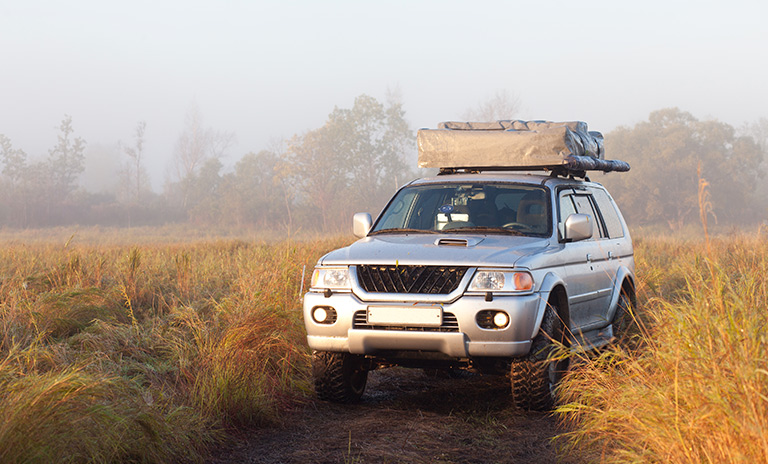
510,356 -> 551,411
509,304 -> 567,411
612,291 -> 632,342
312,351 -> 368,403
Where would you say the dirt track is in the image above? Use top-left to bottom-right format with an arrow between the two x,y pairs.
209,368 -> 586,464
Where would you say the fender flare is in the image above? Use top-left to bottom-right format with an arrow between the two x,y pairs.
529,272 -> 569,340
605,266 -> 636,323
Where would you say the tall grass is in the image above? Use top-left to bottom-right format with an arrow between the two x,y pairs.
0,351 -> 213,463
0,234 -> 349,462
7,227 -> 765,462
557,235 -> 768,462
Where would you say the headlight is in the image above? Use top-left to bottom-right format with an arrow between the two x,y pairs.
311,267 -> 352,290
468,270 -> 533,292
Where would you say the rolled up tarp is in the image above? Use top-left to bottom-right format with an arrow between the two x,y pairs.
563,155 -> 630,173
419,120 -> 611,169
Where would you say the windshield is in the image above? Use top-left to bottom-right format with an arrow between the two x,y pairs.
370,182 -> 551,236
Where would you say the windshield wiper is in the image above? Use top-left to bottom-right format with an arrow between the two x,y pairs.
442,227 -> 526,236
368,228 -> 440,236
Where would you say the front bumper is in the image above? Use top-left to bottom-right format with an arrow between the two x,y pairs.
303,290 -> 542,358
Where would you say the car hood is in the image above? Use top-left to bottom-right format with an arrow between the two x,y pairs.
319,233 -> 552,268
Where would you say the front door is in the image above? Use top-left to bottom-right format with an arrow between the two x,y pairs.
557,189 -> 614,331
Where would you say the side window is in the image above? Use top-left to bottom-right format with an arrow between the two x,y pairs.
557,191 -> 577,238
571,194 -> 605,239
404,189 -> 441,229
380,191 -> 416,229
590,188 -> 625,239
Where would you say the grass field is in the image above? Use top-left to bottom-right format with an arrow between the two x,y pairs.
0,228 -> 766,462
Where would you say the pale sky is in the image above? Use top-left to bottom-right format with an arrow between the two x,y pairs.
1,0 -> 766,191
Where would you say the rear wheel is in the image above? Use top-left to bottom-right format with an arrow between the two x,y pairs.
509,303 -> 569,411
612,289 -> 635,344
312,351 -> 368,403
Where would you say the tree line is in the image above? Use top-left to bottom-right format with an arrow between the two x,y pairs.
0,98 -> 766,232
0,95 -> 415,232
599,108 -> 767,231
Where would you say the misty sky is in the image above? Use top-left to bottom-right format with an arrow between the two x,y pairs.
1,0 -> 766,191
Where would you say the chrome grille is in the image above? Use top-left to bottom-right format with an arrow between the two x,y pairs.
353,311 -> 459,332
356,265 -> 468,294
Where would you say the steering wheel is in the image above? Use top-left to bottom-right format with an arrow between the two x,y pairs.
502,222 -> 534,232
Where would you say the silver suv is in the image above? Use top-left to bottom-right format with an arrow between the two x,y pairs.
303,171 -> 635,410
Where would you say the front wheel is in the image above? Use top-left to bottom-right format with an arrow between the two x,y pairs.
509,304 -> 569,411
312,351 -> 368,403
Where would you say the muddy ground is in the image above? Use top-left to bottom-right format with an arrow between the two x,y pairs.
209,368 -> 590,464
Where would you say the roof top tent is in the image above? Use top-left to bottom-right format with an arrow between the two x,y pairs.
417,120 -> 630,178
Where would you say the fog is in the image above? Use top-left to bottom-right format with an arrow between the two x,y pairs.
0,1 -> 766,230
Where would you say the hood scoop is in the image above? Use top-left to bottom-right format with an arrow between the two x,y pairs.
435,237 -> 485,247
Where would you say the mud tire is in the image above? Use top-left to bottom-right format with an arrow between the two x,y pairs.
612,291 -> 633,343
312,351 -> 368,403
509,304 -> 569,411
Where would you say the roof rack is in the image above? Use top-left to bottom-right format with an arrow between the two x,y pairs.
436,156 -> 630,177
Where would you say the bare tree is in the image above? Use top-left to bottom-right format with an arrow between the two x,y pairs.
209,130 -> 236,160
462,90 -> 522,121
173,105 -> 208,181
169,104 -> 236,210
265,137 -> 295,231
119,121 -> 148,203
172,104 -> 235,182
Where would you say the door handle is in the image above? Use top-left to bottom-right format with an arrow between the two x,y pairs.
608,251 -> 614,260
586,253 -> 593,262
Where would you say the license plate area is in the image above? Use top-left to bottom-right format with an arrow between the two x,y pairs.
366,305 -> 443,327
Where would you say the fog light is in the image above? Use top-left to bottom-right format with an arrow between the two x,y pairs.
313,307 -> 328,323
493,311 -> 509,328
476,310 -> 509,329
312,306 -> 337,324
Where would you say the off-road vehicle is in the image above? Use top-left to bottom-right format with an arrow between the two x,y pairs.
303,120 -> 635,410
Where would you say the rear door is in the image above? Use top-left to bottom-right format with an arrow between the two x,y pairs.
588,186 -> 633,320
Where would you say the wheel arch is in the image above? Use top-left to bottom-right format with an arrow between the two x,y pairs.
621,274 -> 637,305
530,273 -> 570,340
606,266 -> 636,323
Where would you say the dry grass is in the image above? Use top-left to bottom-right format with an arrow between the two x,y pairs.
0,353 -> 213,463
557,234 -> 768,463
0,232 -> 349,462
2,226 -> 765,462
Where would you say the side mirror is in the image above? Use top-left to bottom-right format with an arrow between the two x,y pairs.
564,213 -> 592,242
353,213 -> 373,238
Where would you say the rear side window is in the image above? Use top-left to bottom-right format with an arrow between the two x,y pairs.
590,188 -> 625,239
